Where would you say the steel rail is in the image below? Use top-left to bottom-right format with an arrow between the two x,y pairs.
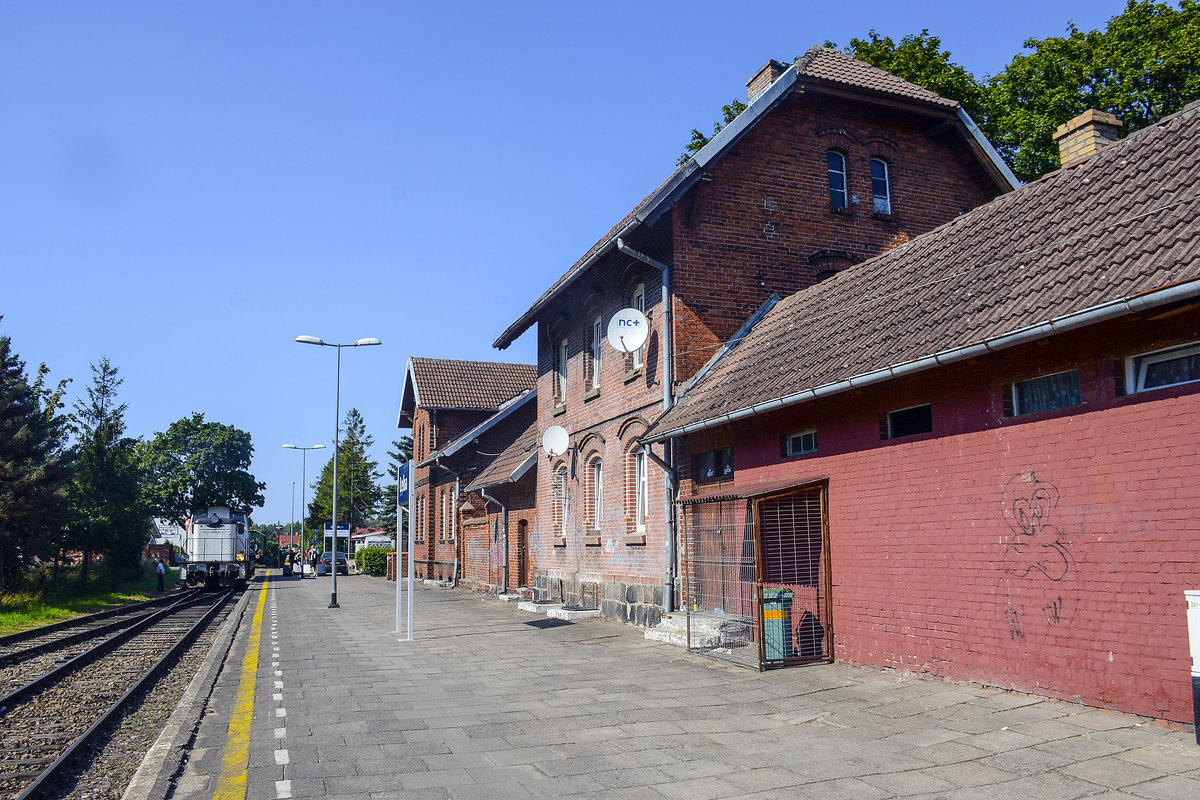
7,587 -> 237,800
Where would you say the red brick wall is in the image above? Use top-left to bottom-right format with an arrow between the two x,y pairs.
672,95 -> 1002,380
687,315 -> 1200,721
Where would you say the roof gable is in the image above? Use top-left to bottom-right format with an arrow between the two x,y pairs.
397,357 -> 536,427
494,45 -> 1015,351
646,102 -> 1200,441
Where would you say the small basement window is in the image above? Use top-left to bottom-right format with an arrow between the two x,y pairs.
695,446 -> 734,483
883,404 -> 932,439
1128,341 -> 1200,392
785,429 -> 818,456
1009,369 -> 1082,416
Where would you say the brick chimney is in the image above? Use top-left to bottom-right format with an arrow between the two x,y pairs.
746,59 -> 788,102
1053,109 -> 1122,168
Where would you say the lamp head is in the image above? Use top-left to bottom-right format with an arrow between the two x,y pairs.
295,335 -> 324,345
313,444 -> 327,450
354,337 -> 382,346
282,444 -> 297,449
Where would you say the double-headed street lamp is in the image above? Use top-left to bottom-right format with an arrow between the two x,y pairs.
295,335 -> 381,608
282,443 -> 326,573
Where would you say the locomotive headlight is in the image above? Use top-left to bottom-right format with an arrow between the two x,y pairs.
236,553 -> 245,561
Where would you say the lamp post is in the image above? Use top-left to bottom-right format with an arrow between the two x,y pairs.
290,480 -> 296,561
283,443 -> 326,578
295,335 -> 381,608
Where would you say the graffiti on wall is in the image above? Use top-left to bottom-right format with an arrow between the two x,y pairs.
998,471 -> 1077,641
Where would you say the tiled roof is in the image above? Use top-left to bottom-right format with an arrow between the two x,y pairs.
647,101 -> 1200,440
794,46 -> 959,110
409,357 -> 536,411
493,46 -> 977,351
465,419 -> 539,492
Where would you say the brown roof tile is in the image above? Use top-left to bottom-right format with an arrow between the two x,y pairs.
464,419 -> 539,492
649,102 -> 1200,439
409,357 -> 536,411
795,46 -> 959,110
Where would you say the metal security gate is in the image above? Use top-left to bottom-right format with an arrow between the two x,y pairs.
682,482 -> 831,670
758,486 -> 831,666
683,497 -> 760,668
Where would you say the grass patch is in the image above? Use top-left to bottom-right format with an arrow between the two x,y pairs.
0,562 -> 176,636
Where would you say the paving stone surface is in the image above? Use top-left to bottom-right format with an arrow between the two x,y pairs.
130,572 -> 1200,799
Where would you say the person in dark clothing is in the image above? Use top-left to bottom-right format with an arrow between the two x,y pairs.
156,558 -> 166,592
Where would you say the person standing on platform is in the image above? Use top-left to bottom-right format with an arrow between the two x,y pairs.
156,558 -> 166,592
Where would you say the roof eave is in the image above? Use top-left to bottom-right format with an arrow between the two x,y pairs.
642,276 -> 1200,443
416,389 -> 536,467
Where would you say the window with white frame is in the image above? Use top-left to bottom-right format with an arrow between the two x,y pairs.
1128,341 -> 1200,392
785,429 -> 818,456
1009,369 -> 1081,416
552,464 -> 568,537
587,457 -> 603,531
439,488 -> 447,541
870,158 -> 891,214
589,314 -> 603,390
827,151 -> 848,210
635,447 -> 648,531
631,283 -> 646,369
554,336 -> 568,404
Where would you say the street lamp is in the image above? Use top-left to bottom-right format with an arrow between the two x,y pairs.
283,443 -> 326,576
295,335 -> 381,608
290,480 -> 296,558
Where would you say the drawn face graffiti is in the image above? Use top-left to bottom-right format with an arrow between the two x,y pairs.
998,471 -> 1077,640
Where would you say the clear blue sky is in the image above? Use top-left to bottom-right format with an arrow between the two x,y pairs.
0,0 -> 1128,526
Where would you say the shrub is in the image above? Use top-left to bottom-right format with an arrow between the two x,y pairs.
356,547 -> 390,576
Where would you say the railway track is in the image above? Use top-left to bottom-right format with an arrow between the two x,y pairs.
0,588 -> 237,800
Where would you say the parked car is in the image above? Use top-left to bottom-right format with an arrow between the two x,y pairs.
318,551 -> 349,575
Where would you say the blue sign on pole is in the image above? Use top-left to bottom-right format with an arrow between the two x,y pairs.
397,465 -> 410,506
324,523 -> 350,537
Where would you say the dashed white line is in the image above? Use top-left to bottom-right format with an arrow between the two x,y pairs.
275,749 -> 290,765
275,779 -> 293,798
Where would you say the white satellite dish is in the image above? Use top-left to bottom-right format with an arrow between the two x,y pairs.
607,308 -> 649,353
542,425 -> 570,457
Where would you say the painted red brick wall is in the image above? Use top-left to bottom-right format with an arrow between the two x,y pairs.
687,315 -> 1200,721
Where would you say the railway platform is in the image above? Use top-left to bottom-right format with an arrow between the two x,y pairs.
124,571 -> 1200,799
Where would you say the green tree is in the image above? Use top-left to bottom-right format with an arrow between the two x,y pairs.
986,0 -> 1200,181
66,358 -> 148,587
308,409 -> 382,540
379,434 -> 413,538
0,326 -> 73,590
140,412 -> 265,526
677,99 -> 747,165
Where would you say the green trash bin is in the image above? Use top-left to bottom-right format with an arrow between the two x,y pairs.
762,588 -> 794,660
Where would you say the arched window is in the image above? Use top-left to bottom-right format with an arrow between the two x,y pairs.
554,337 -> 569,404
827,151 -> 848,210
588,314 -> 603,390
552,464 -> 569,538
586,456 -> 603,531
870,158 -> 891,214
625,445 -> 648,533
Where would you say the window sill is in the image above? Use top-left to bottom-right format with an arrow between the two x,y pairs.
583,387 -> 600,402
623,369 -> 643,384
552,403 -> 566,417
872,211 -> 896,222
582,535 -> 602,547
553,536 -> 567,548
829,206 -> 854,217
623,533 -> 646,546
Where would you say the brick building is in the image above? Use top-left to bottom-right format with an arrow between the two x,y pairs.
493,47 -> 1016,625
643,104 -> 1200,721
397,357 -> 536,583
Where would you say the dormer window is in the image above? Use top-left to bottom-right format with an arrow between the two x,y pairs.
827,151 -> 848,210
871,158 -> 891,214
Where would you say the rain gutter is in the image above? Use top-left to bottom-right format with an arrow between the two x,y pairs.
643,277 -> 1200,444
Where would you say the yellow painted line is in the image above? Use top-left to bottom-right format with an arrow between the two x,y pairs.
213,578 -> 270,800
